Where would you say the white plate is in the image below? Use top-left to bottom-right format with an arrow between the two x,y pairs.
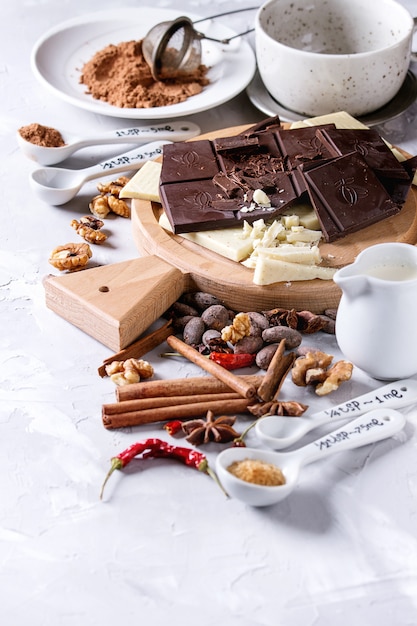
247,69 -> 417,127
31,8 -> 256,120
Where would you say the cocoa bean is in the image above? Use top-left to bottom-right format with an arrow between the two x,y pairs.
183,316 -> 206,346
246,311 -> 270,336
202,329 -> 222,348
172,315 -> 195,332
318,315 -> 336,334
256,344 -> 281,370
262,326 -> 302,348
183,291 -> 223,311
201,304 -> 230,331
234,335 -> 264,354
171,301 -> 199,317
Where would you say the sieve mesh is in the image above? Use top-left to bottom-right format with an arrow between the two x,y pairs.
142,8 -> 257,81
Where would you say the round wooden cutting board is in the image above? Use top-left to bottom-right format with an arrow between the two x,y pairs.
132,124 -> 417,314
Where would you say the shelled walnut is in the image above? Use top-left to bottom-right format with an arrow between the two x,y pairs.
48,242 -> 92,271
105,358 -> 154,386
90,176 -> 130,219
71,216 -> 107,244
292,350 -> 353,395
221,312 -> 251,344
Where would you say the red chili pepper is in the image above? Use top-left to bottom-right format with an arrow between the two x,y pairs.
209,352 -> 256,370
100,438 -> 227,499
164,420 -> 183,436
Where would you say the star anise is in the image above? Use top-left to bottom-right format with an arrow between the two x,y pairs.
181,410 -> 240,446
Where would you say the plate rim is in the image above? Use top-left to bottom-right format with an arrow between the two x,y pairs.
246,68 -> 417,127
30,7 -> 257,120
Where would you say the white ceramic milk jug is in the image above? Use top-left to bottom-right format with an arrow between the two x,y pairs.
333,242 -> 417,380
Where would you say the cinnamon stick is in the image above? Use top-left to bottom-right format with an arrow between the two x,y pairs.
98,319 -> 172,377
166,335 -> 257,399
102,398 -> 251,429
257,339 -> 296,402
103,392 -> 242,415
116,374 -> 263,402
271,352 -> 296,400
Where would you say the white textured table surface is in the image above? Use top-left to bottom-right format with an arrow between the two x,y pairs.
2,1 -> 417,624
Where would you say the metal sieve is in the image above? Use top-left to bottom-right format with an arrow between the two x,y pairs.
142,7 -> 257,80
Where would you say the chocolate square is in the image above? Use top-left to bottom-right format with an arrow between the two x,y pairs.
160,140 -> 219,184
303,152 -> 400,241
160,179 -> 236,233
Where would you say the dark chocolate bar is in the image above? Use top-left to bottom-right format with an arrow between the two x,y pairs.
159,119 -> 415,239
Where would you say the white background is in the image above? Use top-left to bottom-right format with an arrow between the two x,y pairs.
1,1 -> 417,624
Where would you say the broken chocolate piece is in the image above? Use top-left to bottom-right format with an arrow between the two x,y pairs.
275,125 -> 338,169
238,115 -> 283,137
386,155 -> 417,204
317,128 -> 409,181
212,172 -> 242,198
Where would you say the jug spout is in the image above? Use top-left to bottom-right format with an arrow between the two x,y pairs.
333,269 -> 369,299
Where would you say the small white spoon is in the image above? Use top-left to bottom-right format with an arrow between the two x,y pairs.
216,407 -> 406,507
255,378 -> 417,450
18,121 -> 200,165
29,140 -> 170,205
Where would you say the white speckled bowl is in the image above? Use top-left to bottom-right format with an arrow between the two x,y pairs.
255,0 -> 416,117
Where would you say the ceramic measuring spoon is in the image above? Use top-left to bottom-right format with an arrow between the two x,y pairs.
29,140 -> 170,205
18,121 -> 200,165
255,378 -> 417,450
216,407 -> 406,507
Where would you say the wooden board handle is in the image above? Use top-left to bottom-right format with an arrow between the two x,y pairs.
43,255 -> 187,351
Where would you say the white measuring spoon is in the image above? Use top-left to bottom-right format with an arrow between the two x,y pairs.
255,378 -> 417,450
18,121 -> 200,165
29,140 -> 170,205
216,407 -> 406,507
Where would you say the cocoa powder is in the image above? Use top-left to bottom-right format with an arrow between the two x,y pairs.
19,123 -> 65,147
79,40 -> 210,109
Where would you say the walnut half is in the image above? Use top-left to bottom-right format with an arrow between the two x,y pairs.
105,358 -> 154,386
71,217 -> 107,244
49,242 -> 92,271
221,312 -> 251,344
291,350 -> 353,395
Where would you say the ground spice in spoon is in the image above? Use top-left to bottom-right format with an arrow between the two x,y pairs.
79,39 -> 210,109
18,123 -> 65,147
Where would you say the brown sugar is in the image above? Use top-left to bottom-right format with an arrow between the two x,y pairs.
227,458 -> 286,486
79,40 -> 210,109
18,123 -> 65,147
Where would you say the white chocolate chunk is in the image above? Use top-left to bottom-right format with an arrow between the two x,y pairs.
159,213 -> 253,262
119,160 -> 162,201
255,244 -> 322,265
253,256 -> 336,285
286,227 -> 322,244
252,189 -> 271,207
290,111 -> 369,130
282,205 -> 320,230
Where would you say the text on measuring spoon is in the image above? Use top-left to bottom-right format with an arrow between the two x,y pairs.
323,386 -> 406,419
